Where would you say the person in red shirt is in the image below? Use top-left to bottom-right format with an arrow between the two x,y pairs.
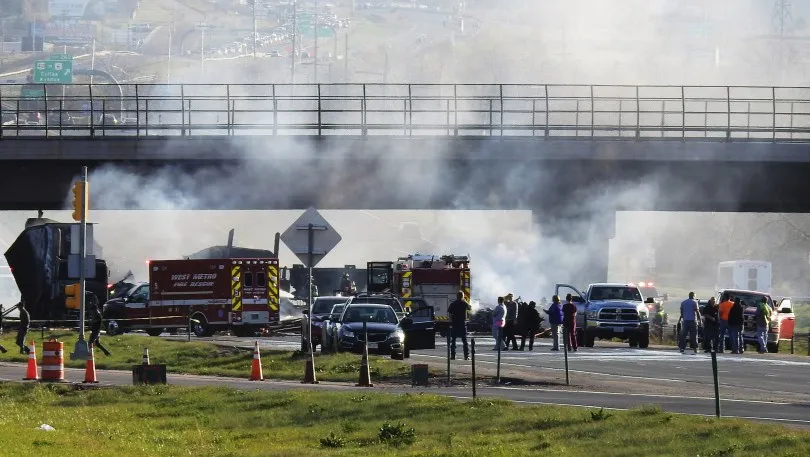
562,294 -> 578,352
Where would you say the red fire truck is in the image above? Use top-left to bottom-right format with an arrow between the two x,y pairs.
104,258 -> 280,337
367,254 -> 471,335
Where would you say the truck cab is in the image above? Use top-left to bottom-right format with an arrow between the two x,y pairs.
555,283 -> 651,348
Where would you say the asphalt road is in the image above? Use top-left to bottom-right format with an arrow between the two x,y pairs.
0,360 -> 807,427
152,332 -> 810,424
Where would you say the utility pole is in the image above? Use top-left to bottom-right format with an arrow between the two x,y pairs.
168,0 -> 177,83
291,1 -> 297,83
253,0 -> 258,59
314,0 -> 319,83
344,33 -> 349,82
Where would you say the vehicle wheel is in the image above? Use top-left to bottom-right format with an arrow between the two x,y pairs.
404,344 -> 411,359
301,339 -> 309,353
192,314 -> 214,337
585,334 -> 596,348
767,342 -> 779,353
146,328 -> 163,337
638,332 -> 650,349
628,337 -> 638,348
105,320 -> 121,336
576,329 -> 584,347
391,351 -> 405,360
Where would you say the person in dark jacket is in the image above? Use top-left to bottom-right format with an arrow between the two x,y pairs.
544,295 -> 563,351
87,292 -> 111,356
562,294 -> 578,352
0,304 -> 6,353
702,297 -> 719,352
447,291 -> 471,360
16,300 -> 30,355
503,293 -> 519,350
519,301 -> 540,351
728,297 -> 745,354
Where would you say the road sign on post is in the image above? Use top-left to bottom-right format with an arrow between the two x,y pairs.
33,60 -> 73,84
280,207 -> 341,384
280,207 -> 342,269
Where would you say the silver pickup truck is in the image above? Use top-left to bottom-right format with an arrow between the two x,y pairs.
555,283 -> 652,348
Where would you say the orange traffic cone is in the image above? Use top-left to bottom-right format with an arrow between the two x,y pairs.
356,339 -> 373,387
83,343 -> 98,384
250,341 -> 264,381
23,340 -> 38,381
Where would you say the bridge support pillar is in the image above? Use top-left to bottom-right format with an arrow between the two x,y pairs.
532,208 -> 615,287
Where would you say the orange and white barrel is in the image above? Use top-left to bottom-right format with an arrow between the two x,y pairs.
41,340 -> 65,382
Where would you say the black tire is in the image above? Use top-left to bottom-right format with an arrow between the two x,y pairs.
767,341 -> 779,353
404,344 -> 411,359
146,328 -> 163,337
585,334 -> 596,348
391,351 -> 405,360
628,337 -> 638,348
576,328 -> 584,347
638,332 -> 650,349
192,314 -> 214,337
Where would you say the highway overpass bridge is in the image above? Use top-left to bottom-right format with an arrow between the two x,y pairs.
3,83 -> 810,283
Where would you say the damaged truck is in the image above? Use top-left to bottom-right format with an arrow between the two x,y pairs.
3,217 -> 110,322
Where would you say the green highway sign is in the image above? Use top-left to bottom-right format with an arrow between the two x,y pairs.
21,88 -> 45,99
33,60 -> 73,84
49,54 -> 73,61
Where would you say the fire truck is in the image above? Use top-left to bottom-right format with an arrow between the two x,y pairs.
103,258 -> 280,337
367,254 -> 471,335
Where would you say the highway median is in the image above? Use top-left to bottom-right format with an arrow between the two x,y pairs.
0,331 -> 414,383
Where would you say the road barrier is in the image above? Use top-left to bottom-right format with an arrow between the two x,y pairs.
5,83 -> 810,141
23,341 -> 38,381
40,339 -> 65,382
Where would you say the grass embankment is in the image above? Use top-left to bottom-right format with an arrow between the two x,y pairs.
0,331 -> 411,383
1,384 -> 808,456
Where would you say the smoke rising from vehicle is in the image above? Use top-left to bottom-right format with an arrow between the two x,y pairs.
34,0 -> 810,302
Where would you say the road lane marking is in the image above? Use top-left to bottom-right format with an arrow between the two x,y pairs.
444,395 -> 810,425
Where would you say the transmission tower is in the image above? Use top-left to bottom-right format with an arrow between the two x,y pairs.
771,0 -> 795,83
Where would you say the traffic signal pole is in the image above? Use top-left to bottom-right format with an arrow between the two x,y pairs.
70,166 -> 90,360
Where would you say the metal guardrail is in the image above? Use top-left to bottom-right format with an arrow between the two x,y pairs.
4,83 -> 810,140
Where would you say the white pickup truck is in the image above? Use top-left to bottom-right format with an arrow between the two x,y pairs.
555,283 -> 652,348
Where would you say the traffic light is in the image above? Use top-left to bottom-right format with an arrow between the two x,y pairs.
71,181 -> 88,222
65,283 -> 80,310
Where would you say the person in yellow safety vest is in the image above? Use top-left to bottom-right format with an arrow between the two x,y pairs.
755,296 -> 772,354
652,303 -> 668,327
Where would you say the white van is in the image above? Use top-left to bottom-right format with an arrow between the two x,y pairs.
716,260 -> 772,294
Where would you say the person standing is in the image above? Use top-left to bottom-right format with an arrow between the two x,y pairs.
562,294 -> 578,352
519,301 -> 540,351
16,300 -> 30,355
702,297 -> 719,353
447,291 -> 471,360
755,296 -> 772,354
503,293 -> 519,351
717,293 -> 734,353
728,297 -> 745,354
87,292 -> 111,357
544,295 -> 563,351
679,292 -> 701,354
491,297 -> 507,351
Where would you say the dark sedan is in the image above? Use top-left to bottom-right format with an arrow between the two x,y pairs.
336,304 -> 405,357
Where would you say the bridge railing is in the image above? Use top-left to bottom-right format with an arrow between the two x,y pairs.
3,83 -> 810,140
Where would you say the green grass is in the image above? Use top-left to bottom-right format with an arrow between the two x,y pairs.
0,331 -> 411,382
0,384 -> 808,456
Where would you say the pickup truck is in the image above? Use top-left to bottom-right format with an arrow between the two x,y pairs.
718,289 -> 795,353
555,283 -> 652,348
